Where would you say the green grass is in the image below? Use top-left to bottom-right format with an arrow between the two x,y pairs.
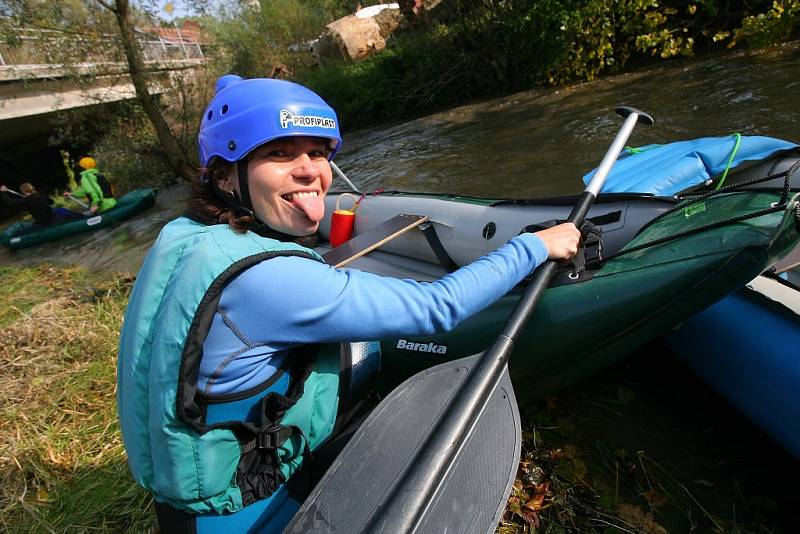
0,265 -> 155,533
1,265 -> 793,532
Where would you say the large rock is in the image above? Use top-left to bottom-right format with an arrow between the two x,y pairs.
312,7 -> 403,66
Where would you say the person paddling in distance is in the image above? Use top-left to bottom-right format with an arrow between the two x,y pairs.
1,182 -> 81,227
1,183 -> 55,227
116,74 -> 581,533
64,157 -> 117,214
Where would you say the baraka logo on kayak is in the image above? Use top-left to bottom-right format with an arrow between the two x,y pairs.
279,110 -> 336,130
396,339 -> 448,354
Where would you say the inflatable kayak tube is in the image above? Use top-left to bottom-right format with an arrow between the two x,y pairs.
665,274 -> 800,459
315,188 -> 800,398
0,188 -> 157,250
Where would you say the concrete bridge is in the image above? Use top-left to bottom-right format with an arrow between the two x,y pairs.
0,27 -> 207,153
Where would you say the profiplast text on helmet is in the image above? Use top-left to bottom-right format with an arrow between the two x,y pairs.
280,109 -> 336,130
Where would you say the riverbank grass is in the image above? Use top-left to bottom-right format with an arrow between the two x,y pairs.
0,265 -> 154,533
1,265 -> 793,532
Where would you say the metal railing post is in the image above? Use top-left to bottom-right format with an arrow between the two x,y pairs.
174,22 -> 188,59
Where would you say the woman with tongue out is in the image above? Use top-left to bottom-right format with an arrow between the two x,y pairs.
117,75 -> 580,533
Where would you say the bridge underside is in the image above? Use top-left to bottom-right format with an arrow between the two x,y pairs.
0,93 -> 139,155
0,59 -> 199,152
0,59 -> 201,192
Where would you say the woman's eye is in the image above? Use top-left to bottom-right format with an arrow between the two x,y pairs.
308,149 -> 327,158
267,150 -> 288,158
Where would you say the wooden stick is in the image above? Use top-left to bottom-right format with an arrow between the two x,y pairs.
322,214 -> 428,268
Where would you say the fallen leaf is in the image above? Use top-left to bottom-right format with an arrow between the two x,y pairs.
617,504 -> 668,534
518,510 -> 541,528
524,493 -> 546,511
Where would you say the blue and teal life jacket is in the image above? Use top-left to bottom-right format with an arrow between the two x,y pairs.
117,217 -> 349,516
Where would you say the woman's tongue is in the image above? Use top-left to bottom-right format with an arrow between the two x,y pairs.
288,193 -> 325,222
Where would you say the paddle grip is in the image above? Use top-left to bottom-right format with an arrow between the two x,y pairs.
566,191 -> 595,227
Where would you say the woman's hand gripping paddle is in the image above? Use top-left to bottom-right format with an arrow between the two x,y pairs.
286,107 -> 654,534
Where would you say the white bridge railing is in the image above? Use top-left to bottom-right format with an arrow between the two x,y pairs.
0,27 -> 205,67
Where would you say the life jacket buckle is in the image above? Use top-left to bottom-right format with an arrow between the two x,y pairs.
255,425 -> 293,450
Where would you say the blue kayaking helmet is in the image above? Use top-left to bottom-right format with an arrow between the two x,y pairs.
198,75 -> 342,167
197,75 -> 342,237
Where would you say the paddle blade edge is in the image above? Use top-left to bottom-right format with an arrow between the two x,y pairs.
285,355 -> 522,533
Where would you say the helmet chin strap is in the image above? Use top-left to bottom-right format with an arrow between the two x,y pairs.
236,159 -> 255,217
209,159 -> 314,242
222,159 -> 301,242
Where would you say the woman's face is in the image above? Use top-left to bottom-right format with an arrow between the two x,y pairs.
219,136 -> 333,236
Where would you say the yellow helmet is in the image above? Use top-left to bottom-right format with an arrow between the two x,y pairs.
78,157 -> 97,169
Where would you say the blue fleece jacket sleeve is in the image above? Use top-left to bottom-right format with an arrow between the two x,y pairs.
218,233 -> 548,344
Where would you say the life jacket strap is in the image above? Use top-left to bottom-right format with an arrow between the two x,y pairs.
240,424 -> 295,454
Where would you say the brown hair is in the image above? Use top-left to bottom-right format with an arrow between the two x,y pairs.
20,182 -> 36,195
186,158 -> 253,234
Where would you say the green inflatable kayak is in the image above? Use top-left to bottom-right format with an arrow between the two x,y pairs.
0,188 -> 157,250
316,187 -> 800,398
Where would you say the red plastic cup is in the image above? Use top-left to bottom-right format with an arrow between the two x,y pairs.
330,209 -> 355,247
329,193 -> 359,247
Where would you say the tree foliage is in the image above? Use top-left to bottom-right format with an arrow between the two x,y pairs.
3,0 -> 798,184
731,0 -> 800,47
296,0 -> 800,128
0,0 -> 117,31
205,0 -> 341,78
1,0 -> 196,183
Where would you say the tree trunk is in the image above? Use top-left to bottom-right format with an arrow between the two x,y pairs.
108,0 -> 193,181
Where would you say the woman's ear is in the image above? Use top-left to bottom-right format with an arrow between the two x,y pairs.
215,166 -> 236,194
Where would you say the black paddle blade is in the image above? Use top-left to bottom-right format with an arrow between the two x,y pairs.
285,354 -> 522,533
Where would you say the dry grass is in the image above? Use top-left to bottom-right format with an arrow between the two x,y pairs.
1,265 -> 791,533
0,265 -> 154,533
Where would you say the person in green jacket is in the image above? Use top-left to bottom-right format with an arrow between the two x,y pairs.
65,157 -> 117,213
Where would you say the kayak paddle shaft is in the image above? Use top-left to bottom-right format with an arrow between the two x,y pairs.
331,161 -> 361,193
68,194 -> 90,209
363,106 -> 653,533
4,188 -> 25,197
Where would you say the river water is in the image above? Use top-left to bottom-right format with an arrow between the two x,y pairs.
340,40 -> 800,198
2,40 -> 799,272
1,40 -> 799,532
